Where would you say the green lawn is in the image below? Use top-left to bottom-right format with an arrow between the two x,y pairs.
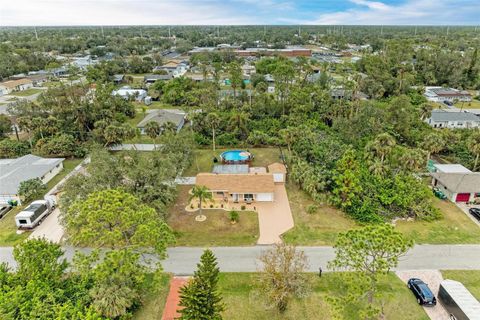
455,99 -> 480,109
217,273 -> 427,320
167,186 -> 259,246
9,88 -> 44,97
441,270 -> 480,299
0,158 -> 83,246
133,273 -> 171,320
184,147 -> 282,176
283,183 -> 357,245
396,198 -> 480,244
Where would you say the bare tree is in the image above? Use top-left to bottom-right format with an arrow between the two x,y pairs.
257,243 -> 309,313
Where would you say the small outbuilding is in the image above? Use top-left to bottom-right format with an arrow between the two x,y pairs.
431,172 -> 480,203
268,163 -> 287,184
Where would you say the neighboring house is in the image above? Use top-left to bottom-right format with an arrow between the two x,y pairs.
112,87 -> 147,102
26,74 -> 48,87
426,110 -> 480,129
0,154 -> 64,205
137,109 -> 186,134
424,87 -> 472,103
72,55 -> 97,70
195,163 -> 287,203
433,164 -> 472,174
431,172 -> 480,203
112,74 -> 125,84
0,78 -> 33,95
51,67 -> 68,78
241,64 -> 256,77
153,60 -> 189,78
144,74 -> 172,85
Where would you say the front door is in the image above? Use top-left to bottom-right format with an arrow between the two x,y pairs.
233,194 -> 239,203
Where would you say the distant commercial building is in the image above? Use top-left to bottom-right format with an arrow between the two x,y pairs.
424,87 -> 472,103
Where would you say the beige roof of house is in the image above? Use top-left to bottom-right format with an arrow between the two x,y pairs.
196,173 -> 275,193
268,162 -> 287,173
431,172 -> 480,193
1,78 -> 33,89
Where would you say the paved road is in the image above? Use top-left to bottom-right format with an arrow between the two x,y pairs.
1,245 -> 480,274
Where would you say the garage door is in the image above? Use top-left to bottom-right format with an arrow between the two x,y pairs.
455,193 -> 470,202
256,193 -> 273,202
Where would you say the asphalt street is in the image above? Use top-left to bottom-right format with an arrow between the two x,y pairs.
1,245 -> 480,274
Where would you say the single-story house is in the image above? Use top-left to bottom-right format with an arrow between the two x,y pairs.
195,163 -> 287,203
137,109 -> 186,134
0,78 -> 33,95
424,87 -> 472,103
426,110 -> 480,129
196,172 -> 275,202
0,154 -> 64,205
112,87 -> 147,102
433,164 -> 471,174
144,74 -> 173,84
431,172 -> 480,203
26,74 -> 48,87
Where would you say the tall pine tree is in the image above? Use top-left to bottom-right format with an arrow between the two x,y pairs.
178,249 -> 224,320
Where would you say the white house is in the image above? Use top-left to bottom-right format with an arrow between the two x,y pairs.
0,154 -> 64,205
0,78 -> 33,96
426,110 -> 480,129
431,172 -> 480,203
424,87 -> 472,103
112,86 -> 147,102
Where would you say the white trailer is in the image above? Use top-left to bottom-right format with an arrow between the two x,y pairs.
439,279 -> 480,320
15,196 -> 56,229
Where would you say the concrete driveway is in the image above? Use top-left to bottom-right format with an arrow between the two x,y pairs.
255,184 -> 294,245
456,203 -> 480,227
396,270 -> 450,320
28,207 -> 64,243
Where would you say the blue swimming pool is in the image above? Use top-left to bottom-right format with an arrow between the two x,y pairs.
220,150 -> 252,163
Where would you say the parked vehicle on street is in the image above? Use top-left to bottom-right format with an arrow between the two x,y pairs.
468,208 -> 480,221
408,278 -> 437,306
0,205 -> 12,219
14,196 -> 56,229
439,279 -> 480,320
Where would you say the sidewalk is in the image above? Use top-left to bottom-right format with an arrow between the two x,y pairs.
162,277 -> 189,320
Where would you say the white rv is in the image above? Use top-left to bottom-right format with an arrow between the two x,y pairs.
15,196 -> 56,229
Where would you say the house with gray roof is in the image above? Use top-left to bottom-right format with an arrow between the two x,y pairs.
431,172 -> 480,203
137,109 -> 186,135
144,74 -> 173,85
0,154 -> 64,205
426,110 -> 480,129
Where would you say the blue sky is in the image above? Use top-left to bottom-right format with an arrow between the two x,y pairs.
1,0 -> 479,26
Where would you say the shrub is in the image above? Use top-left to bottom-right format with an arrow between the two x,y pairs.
0,139 -> 30,158
18,178 -> 46,202
209,204 -> 214,208
240,205 -> 246,210
229,210 -> 239,223
35,134 -> 85,157
306,204 -> 318,215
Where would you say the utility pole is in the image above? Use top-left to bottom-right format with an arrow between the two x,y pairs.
168,26 -> 171,38
34,26 -> 38,40
446,26 -> 450,36
381,25 -> 383,35
101,25 -> 104,38
414,26 -> 417,36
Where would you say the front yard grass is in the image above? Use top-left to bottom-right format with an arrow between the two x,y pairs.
218,272 -> 427,320
133,273 -> 171,320
0,158 -> 83,246
282,183 -> 357,245
167,186 -> 259,246
455,99 -> 480,109
396,198 -> 480,244
9,88 -> 44,97
441,270 -> 480,299
184,147 -> 282,176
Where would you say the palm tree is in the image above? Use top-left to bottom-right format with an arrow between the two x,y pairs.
419,103 -> 434,120
161,121 -> 177,134
421,132 -> 445,163
365,133 -> 396,165
189,185 -> 213,218
227,111 -> 249,139
145,121 -> 161,148
206,113 -> 220,151
399,148 -> 425,172
279,127 -> 296,154
468,131 -> 480,171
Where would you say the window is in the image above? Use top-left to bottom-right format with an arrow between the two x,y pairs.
18,219 -> 28,224
244,194 -> 254,200
216,192 -> 224,195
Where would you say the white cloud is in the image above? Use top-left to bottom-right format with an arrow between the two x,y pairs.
309,0 -> 480,25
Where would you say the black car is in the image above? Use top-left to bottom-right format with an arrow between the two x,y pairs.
469,208 -> 480,221
0,206 -> 12,219
407,278 -> 437,306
